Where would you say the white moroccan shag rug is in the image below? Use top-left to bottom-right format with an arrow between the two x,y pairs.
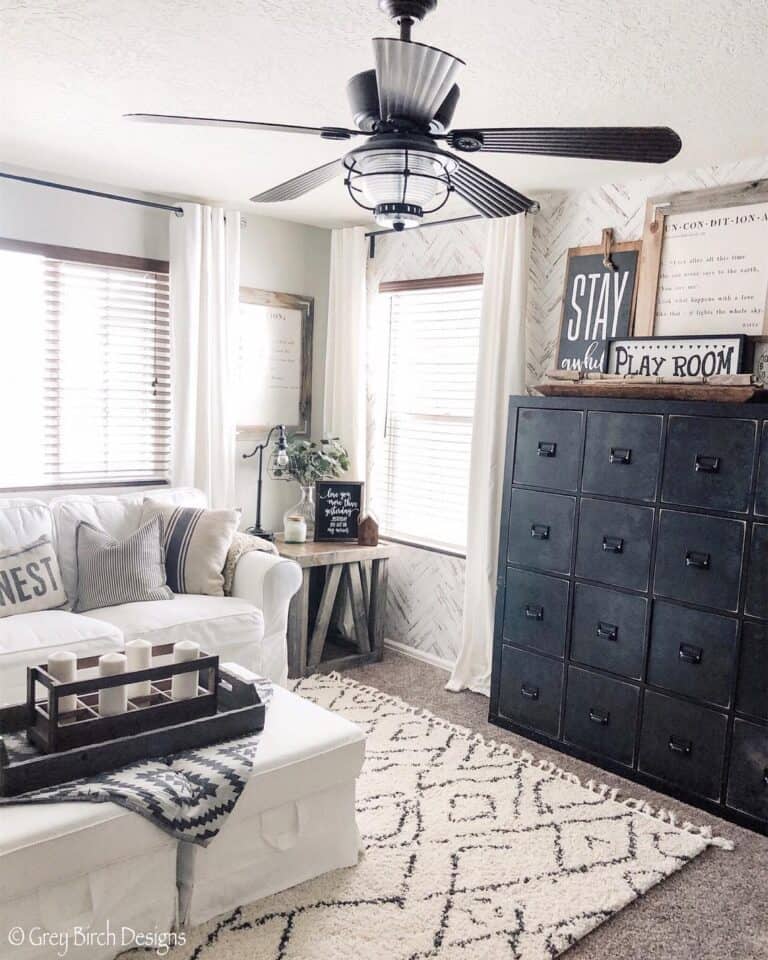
164,673 -> 732,960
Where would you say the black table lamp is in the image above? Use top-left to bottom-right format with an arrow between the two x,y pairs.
242,424 -> 288,539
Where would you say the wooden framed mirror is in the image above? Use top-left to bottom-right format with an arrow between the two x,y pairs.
236,287 -> 313,437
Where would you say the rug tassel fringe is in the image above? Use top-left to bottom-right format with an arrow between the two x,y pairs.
315,672 -> 735,852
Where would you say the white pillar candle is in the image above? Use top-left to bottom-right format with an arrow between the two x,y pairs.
284,514 -> 307,543
98,652 -> 127,718
125,638 -> 152,700
171,640 -> 200,701
48,650 -> 77,714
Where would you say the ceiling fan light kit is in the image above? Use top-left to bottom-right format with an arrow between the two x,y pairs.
126,0 -> 683,232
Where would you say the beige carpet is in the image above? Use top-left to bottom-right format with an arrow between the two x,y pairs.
163,673 -> 731,960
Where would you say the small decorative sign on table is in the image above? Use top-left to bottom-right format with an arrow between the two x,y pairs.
314,481 -> 364,542
555,232 -> 641,374
607,335 -> 750,378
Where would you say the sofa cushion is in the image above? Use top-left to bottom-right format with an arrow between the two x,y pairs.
0,536 -> 67,619
141,501 -> 240,597
74,516 -> 172,612
51,487 -> 206,603
83,594 -> 265,671
0,611 -> 123,706
0,499 -> 53,552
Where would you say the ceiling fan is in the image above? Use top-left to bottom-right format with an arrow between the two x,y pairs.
127,0 -> 682,232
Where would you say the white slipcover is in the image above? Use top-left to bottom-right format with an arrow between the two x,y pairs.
0,803 -> 177,960
178,678 -> 365,926
84,595 -> 267,676
0,612 -> 122,707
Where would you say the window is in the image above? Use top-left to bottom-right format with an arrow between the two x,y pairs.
376,275 -> 483,553
0,239 -> 170,489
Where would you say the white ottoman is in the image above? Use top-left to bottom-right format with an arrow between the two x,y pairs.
0,802 -> 177,960
178,683 -> 366,927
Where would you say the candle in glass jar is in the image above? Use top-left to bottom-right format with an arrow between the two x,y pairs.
171,640 -> 200,701
284,514 -> 307,543
126,638 -> 152,700
98,652 -> 127,717
48,650 -> 77,714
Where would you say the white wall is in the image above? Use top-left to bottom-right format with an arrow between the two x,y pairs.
0,170 -> 331,529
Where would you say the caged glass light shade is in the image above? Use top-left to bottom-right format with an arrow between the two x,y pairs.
345,147 -> 457,231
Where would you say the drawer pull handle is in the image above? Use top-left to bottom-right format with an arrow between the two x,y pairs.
679,642 -> 703,665
694,454 -> 720,474
537,441 -> 557,458
520,683 -> 539,701
524,604 -> 544,621
531,524 -> 550,540
596,621 -> 618,642
685,550 -> 711,570
609,447 -> 632,465
589,707 -> 610,726
602,536 -> 624,554
668,736 -> 692,756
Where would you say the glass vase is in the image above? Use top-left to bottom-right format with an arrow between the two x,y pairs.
283,484 -> 315,540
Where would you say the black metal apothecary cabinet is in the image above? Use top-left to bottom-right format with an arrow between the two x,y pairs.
490,395 -> 768,834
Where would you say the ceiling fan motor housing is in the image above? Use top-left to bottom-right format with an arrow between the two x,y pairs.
378,0 -> 438,24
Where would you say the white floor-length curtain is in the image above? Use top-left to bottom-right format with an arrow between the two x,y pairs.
170,204 -> 241,507
447,213 -> 532,695
323,226 -> 368,480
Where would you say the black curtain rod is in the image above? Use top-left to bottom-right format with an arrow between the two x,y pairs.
0,171 -> 184,216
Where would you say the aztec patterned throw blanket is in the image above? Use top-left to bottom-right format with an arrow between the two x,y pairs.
0,676 -> 273,846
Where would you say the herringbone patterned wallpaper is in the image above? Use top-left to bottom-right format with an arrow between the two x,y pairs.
368,156 -> 768,668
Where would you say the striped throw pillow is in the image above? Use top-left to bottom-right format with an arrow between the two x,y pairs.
140,502 -> 240,596
0,536 -> 68,619
74,516 -> 173,613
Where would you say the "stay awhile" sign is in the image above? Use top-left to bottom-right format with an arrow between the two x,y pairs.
555,243 -> 640,373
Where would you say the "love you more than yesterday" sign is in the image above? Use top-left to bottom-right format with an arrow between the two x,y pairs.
314,481 -> 364,542
556,243 -> 640,374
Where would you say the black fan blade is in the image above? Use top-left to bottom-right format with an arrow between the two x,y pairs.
447,126 -> 682,163
125,113 -> 360,141
251,158 -> 344,203
450,156 -> 536,218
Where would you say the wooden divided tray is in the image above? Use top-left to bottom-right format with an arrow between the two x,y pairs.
0,657 -> 266,797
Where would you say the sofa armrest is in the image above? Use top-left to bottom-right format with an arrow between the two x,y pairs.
230,551 -> 302,682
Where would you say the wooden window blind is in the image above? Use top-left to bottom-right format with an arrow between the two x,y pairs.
0,239 -> 170,489
377,276 -> 483,553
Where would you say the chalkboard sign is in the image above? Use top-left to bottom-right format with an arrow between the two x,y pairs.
315,481 -> 364,542
556,241 -> 641,373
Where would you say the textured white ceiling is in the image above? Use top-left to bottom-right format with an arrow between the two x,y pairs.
2,0 -> 768,228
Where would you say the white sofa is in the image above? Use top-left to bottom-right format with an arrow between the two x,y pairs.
0,487 -> 302,706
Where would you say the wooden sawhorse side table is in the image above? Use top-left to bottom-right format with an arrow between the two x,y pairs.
275,539 -> 395,678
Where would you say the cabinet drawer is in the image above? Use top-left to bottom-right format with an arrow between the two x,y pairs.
662,416 -> 757,513
654,510 -> 745,612
647,601 -> 738,708
502,569 -> 569,658
507,489 -> 576,575
755,422 -> 768,517
575,498 -> 654,592
513,408 -> 583,492
571,583 -> 647,679
582,412 -> 662,502
638,691 -> 728,802
497,645 -> 563,738
727,719 -> 768,822
564,665 -> 639,767
737,621 -> 768,721
745,524 -> 768,621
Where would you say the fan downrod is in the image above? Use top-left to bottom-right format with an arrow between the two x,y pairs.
378,0 -> 437,40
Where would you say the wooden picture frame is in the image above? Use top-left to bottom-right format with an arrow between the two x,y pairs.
555,239 -> 641,373
634,178 -> 768,336
236,287 -> 313,438
314,481 -> 364,542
